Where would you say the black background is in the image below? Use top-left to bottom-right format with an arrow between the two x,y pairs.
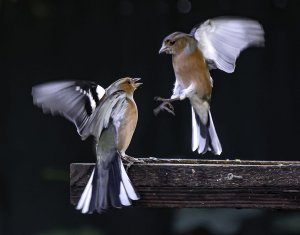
0,0 -> 299,234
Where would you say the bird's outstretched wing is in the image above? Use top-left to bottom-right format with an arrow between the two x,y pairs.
190,17 -> 264,73
32,80 -> 105,135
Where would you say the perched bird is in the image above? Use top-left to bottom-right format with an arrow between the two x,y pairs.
32,77 -> 142,213
155,17 -> 264,155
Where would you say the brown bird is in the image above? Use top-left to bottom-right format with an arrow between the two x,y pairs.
32,77 -> 142,213
155,17 -> 264,155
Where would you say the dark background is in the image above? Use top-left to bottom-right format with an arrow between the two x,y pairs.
1,0 -> 299,234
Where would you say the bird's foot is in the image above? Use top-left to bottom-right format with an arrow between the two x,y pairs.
154,96 -> 176,102
154,96 -> 179,116
121,155 -> 144,171
153,101 -> 175,116
121,155 -> 144,163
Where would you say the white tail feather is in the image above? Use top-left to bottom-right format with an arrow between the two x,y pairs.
119,181 -> 131,206
208,111 -> 222,155
191,107 -> 206,154
191,107 -> 199,151
76,168 -> 95,213
120,162 -> 139,200
82,182 -> 93,213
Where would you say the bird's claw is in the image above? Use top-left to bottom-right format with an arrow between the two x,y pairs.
153,101 -> 175,116
121,155 -> 144,171
153,96 -> 180,115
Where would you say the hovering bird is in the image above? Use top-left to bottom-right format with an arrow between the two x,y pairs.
155,17 -> 264,155
32,77 -> 142,213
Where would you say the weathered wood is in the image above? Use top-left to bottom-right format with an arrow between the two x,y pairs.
70,159 -> 300,209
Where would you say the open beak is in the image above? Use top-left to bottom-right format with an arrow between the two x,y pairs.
133,77 -> 142,88
159,44 -> 168,54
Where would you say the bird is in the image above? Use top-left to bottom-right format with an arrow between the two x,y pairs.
32,77 -> 142,213
155,16 -> 264,155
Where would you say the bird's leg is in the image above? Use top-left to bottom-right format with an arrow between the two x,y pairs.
153,80 -> 184,115
119,151 -> 144,171
153,96 -> 180,116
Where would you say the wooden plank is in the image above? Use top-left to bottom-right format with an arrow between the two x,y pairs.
70,159 -> 300,209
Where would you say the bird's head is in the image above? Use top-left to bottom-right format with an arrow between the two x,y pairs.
107,77 -> 142,95
159,32 -> 194,55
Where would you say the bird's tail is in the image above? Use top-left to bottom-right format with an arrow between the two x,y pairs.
191,107 -> 222,155
76,156 -> 140,214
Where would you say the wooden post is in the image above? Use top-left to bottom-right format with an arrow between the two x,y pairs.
70,158 -> 300,209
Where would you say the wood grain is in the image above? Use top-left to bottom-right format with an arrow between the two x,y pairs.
70,159 -> 300,209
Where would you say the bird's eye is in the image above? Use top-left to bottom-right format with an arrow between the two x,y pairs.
127,81 -> 131,84
170,40 -> 176,45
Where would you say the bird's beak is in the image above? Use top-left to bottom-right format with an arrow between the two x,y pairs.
159,44 -> 168,54
133,78 -> 142,88
133,77 -> 141,82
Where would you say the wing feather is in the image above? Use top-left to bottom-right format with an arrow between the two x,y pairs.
32,80 -> 105,135
191,17 -> 264,73
79,92 -> 127,140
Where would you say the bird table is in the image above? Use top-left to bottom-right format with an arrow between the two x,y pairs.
70,158 -> 300,209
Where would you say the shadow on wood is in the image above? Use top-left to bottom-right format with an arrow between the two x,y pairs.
70,159 -> 300,209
